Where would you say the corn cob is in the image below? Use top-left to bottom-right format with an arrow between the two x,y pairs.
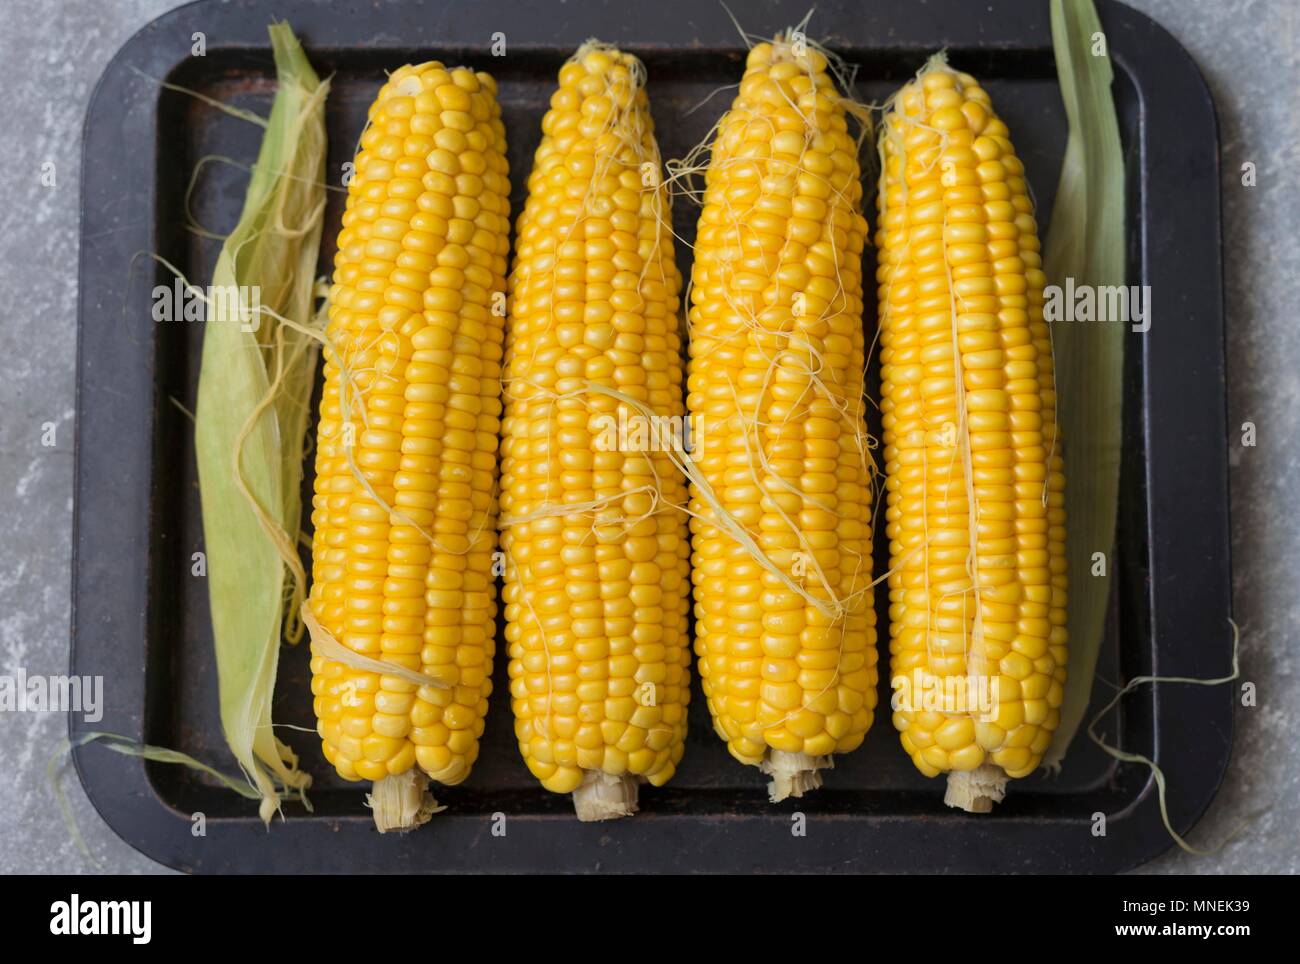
307,62 -> 511,830
501,43 -> 691,821
686,37 -> 877,801
876,57 -> 1067,811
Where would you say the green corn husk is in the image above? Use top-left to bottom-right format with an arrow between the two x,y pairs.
1041,0 -> 1126,769
193,22 -> 328,821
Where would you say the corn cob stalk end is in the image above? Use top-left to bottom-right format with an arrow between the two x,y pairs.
943,765 -> 1008,813
572,772 -> 640,822
760,751 -> 831,803
368,771 -> 444,833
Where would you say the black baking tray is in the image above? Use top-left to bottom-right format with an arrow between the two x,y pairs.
72,0 -> 1231,873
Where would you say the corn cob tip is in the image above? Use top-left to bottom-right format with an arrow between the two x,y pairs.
572,771 -> 640,822
761,751 -> 832,803
368,771 -> 444,833
752,34 -> 828,72
943,765 -> 1009,814
566,38 -> 647,85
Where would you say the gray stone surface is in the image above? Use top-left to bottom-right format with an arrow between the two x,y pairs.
1126,0 -> 1299,875
0,0 -> 1294,874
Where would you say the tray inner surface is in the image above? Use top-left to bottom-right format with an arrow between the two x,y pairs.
147,43 -> 1143,818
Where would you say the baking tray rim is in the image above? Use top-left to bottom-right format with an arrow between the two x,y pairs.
70,0 -> 1232,874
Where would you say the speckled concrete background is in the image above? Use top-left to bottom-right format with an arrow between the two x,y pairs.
1,0 -> 1294,874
